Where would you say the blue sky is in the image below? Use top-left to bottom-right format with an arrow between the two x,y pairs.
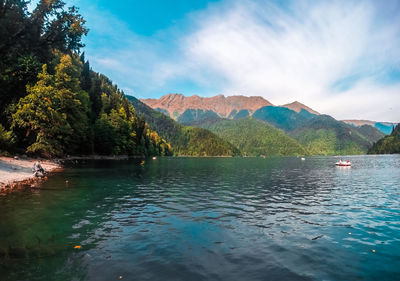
50,0 -> 400,121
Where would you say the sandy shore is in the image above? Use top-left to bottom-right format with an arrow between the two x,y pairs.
0,156 -> 61,190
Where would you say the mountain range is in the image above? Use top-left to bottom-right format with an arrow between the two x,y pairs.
142,94 -> 272,118
142,94 -> 323,119
139,94 -> 391,156
342,120 -> 396,135
141,94 -> 395,133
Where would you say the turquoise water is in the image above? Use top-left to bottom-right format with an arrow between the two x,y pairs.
0,156 -> 399,280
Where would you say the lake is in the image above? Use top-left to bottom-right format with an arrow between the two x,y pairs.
0,156 -> 399,281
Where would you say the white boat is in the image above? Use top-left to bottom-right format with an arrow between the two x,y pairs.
335,160 -> 351,166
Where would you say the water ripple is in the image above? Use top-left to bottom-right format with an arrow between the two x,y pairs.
1,156 -> 399,280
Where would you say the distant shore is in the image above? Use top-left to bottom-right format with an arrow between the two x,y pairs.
0,156 -> 62,191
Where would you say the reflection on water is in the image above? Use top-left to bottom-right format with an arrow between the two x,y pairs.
0,156 -> 399,280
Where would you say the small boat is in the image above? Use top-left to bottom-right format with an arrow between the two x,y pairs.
335,160 -> 351,166
301,157 -> 305,161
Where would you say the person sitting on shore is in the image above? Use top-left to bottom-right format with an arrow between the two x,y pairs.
32,161 -> 45,178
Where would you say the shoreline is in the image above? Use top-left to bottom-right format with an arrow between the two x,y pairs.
0,155 -> 147,192
0,156 -> 62,192
2,153 -> 388,192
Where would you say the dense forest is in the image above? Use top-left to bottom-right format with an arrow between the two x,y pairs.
250,107 -> 384,155
0,0 -> 171,157
368,124 -> 400,154
127,96 -> 239,156
177,107 -> 385,156
196,117 -> 307,156
290,116 -> 385,155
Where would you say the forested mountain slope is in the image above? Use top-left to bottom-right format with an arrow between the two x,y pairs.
290,115 -> 384,155
126,96 -> 239,156
196,117 -> 307,156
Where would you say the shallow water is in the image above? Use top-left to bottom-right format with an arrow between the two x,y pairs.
0,156 -> 399,281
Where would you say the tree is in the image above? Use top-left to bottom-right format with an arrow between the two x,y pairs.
0,124 -> 12,152
0,0 -> 88,120
11,54 -> 89,157
79,52 -> 91,92
11,64 -> 71,156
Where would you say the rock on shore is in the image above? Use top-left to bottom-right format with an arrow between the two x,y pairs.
0,156 -> 61,190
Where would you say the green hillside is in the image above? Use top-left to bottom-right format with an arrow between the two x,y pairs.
252,105 -> 384,155
253,106 -> 316,131
126,96 -> 239,156
177,109 -> 220,125
291,115 -> 384,155
196,117 -> 307,156
368,124 -> 400,154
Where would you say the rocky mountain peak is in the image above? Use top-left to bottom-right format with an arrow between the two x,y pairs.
141,94 -> 273,117
281,101 -> 320,115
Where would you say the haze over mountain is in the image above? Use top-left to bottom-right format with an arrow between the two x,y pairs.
342,120 -> 396,135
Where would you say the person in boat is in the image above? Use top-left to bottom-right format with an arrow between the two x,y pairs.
32,161 -> 45,178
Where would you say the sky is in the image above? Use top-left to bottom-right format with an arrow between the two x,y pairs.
45,0 -> 400,121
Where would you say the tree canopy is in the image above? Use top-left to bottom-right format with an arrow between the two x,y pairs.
0,0 -> 172,157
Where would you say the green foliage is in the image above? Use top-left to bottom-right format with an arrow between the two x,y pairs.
90,78 -> 172,157
290,115 -> 384,155
293,129 -> 344,155
93,114 -> 115,155
368,124 -> 400,154
11,55 -> 90,157
198,117 -> 307,156
1,1 -> 172,158
126,96 -> 238,156
173,126 -> 238,156
0,0 -> 88,116
94,108 -> 136,155
0,124 -> 12,153
6,53 -> 171,157
357,125 -> 386,142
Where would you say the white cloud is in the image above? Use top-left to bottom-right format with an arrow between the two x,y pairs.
78,0 -> 400,122
319,81 -> 400,122
180,0 -> 400,121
